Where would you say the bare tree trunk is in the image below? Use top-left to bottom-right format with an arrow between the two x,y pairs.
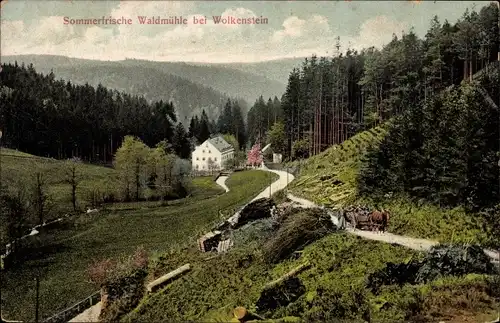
135,162 -> 140,201
319,73 -> 323,153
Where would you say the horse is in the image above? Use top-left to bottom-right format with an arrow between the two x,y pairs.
368,209 -> 390,233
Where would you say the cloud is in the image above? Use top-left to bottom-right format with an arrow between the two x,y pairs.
353,15 -> 407,49
271,14 -> 330,43
1,3 -> 409,63
1,19 -> 24,45
32,16 -> 77,46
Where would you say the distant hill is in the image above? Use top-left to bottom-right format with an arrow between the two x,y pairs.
3,55 -> 288,122
121,58 -> 287,103
213,57 -> 307,84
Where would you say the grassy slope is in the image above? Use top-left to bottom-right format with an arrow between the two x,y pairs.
1,153 -> 276,321
104,127 -> 498,322
125,234 -> 419,322
0,148 -> 223,236
125,233 -> 498,322
0,148 -> 118,218
287,127 -> 489,245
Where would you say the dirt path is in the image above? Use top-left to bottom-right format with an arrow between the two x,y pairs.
287,193 -> 500,264
68,302 -> 102,322
215,175 -> 229,192
250,164 -> 295,202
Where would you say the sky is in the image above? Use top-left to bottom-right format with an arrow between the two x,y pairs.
0,0 -> 489,63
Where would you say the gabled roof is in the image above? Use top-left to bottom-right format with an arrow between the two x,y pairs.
207,136 -> 234,153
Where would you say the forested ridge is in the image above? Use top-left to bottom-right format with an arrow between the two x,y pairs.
247,4 -> 499,160
1,3 -> 498,211
2,54 -> 287,123
246,3 -> 499,212
0,62 -> 180,161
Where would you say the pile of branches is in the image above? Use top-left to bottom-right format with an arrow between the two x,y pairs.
270,201 -> 300,228
234,198 -> 276,229
262,208 -> 337,264
230,218 -> 275,247
367,244 -> 495,293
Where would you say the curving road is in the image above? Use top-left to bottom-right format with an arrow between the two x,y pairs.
215,165 -> 295,200
250,164 -> 295,202
215,175 -> 230,192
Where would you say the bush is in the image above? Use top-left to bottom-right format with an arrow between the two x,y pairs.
87,247 -> 150,322
416,244 -> 495,283
87,246 -> 149,287
256,277 -> 306,314
366,243 -> 495,291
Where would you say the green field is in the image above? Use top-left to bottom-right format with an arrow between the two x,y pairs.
0,148 -> 224,243
0,148 -> 119,230
0,167 -> 277,321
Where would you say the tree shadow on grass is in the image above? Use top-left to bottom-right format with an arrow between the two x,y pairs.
5,242 -> 73,270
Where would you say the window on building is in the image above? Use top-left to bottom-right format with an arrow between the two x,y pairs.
202,157 -> 205,161
214,157 -> 217,161
196,157 -> 199,161
202,150 -> 205,153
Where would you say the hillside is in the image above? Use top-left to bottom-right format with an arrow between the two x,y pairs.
0,148 -> 118,233
115,116 -> 499,323
1,167 -> 276,321
122,58 -> 287,104
215,57 -> 307,84
2,55 -> 230,123
288,125 -> 389,208
289,112 -> 496,247
3,55 -> 287,122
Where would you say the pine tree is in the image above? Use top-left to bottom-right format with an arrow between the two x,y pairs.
172,123 -> 191,159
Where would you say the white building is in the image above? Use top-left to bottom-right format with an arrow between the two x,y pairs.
192,136 -> 235,172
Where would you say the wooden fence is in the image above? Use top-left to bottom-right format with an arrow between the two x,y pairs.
44,291 -> 100,323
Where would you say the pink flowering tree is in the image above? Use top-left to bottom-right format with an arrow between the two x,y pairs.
247,143 -> 262,167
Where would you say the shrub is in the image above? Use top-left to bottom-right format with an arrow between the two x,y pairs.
87,246 -> 149,287
87,258 -> 117,286
416,244 -> 495,283
366,243 -> 495,291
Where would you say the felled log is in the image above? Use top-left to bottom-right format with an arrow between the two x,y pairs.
146,264 -> 191,292
217,239 -> 233,253
233,306 -> 265,322
263,261 -> 311,291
